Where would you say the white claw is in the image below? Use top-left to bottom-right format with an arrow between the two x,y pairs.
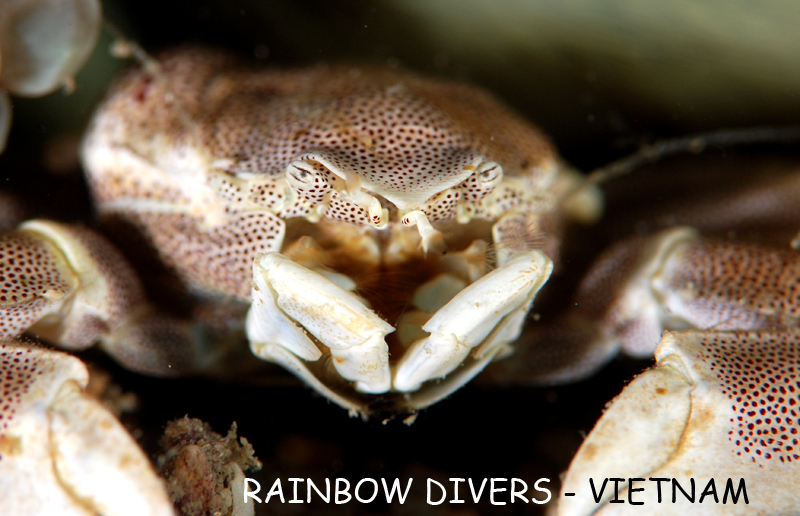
247,277 -> 323,363
393,250 -> 553,392
255,342 -> 368,416
248,252 -> 393,393
49,382 -> 175,516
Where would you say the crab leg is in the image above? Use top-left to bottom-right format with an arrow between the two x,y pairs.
590,226 -> 800,351
0,220 -> 196,376
497,226 -> 800,385
0,341 -> 173,516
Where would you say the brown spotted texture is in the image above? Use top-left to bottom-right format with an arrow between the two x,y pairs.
128,210 -> 284,298
0,345 -> 42,436
0,233 -> 71,339
0,343 -> 86,441
668,240 -> 800,330
288,160 -> 375,225
96,48 -> 555,189
84,47 -> 561,297
702,333 -> 800,464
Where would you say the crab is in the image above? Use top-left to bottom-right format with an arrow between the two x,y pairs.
3,46 -> 602,415
3,29 -> 800,516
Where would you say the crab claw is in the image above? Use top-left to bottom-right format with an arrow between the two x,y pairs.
0,0 -> 101,97
247,252 -> 393,393
0,220 -> 197,376
0,341 -> 173,516
394,250 -> 553,392
559,330 -> 800,515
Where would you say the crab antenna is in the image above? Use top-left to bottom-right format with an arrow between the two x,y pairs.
102,21 -> 159,72
585,125 -> 800,186
558,125 -> 800,216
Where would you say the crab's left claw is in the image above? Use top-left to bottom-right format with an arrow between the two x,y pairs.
0,341 -> 174,516
394,250 -> 553,392
559,330 -> 800,515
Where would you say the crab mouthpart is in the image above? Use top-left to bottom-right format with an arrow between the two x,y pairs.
246,248 -> 553,414
248,252 -> 393,393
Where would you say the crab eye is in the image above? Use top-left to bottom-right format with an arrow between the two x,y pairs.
286,160 -> 317,187
477,161 -> 503,186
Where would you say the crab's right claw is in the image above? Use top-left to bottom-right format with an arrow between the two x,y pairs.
247,252 -> 393,394
559,330 -> 800,516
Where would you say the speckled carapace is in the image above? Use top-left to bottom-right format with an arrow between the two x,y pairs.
82,47 -> 587,299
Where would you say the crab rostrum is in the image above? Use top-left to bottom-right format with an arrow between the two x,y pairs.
64,47 -> 597,414
0,340 -> 173,516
